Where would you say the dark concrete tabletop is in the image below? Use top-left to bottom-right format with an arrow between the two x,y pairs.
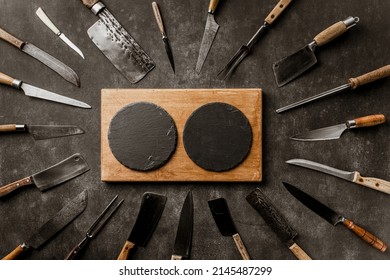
1,0 -> 390,260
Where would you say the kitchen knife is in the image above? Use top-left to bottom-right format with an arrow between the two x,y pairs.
117,192 -> 167,260
0,124 -> 84,140
195,0 -> 222,74
208,197 -> 251,260
1,190 -> 88,260
0,153 -> 89,198
172,191 -> 193,260
79,0 -> 155,84
36,7 -> 85,59
0,71 -> 91,108
246,188 -> 312,260
283,182 -> 387,252
273,16 -> 359,87
276,64 -> 390,113
291,114 -> 385,141
0,26 -> 80,87
287,159 -> 390,195
217,0 -> 293,80
152,2 -> 175,73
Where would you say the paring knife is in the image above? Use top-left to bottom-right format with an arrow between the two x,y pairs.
0,153 -> 90,198
283,182 -> 387,252
152,2 -> 175,73
0,124 -> 84,140
276,64 -> 390,113
0,26 -> 80,87
0,71 -> 91,108
208,197 -> 251,260
287,159 -> 390,195
36,7 -> 85,59
117,192 -> 167,260
172,191 -> 193,260
291,114 -> 385,141
1,190 -> 88,260
246,188 -> 312,260
273,16 -> 359,87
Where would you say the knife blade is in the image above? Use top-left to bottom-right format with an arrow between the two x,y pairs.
0,153 -> 90,198
117,192 -> 167,260
36,8 -> 85,59
291,114 -> 385,141
273,16 -> 359,87
0,124 -> 84,140
172,191 -> 193,260
1,190 -> 88,260
0,26 -> 80,87
286,159 -> 390,195
208,197 -> 251,260
283,182 -> 387,252
276,64 -> 390,113
246,188 -> 312,260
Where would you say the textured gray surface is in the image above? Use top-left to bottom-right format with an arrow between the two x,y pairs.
0,0 -> 389,260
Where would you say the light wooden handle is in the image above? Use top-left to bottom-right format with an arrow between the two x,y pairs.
354,114 -> 385,128
265,0 -> 293,25
0,124 -> 17,132
2,245 -> 26,260
288,243 -> 312,260
208,0 -> 220,13
353,172 -> 390,195
343,219 -> 387,252
36,8 -> 61,35
349,65 -> 390,90
0,27 -> 25,49
232,233 -> 251,260
314,21 -> 347,47
0,176 -> 33,198
80,0 -> 100,9
171,254 -> 183,260
152,2 -> 166,35
117,240 -> 136,260
0,72 -> 16,86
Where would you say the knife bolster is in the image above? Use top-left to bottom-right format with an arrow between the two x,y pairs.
91,2 -> 105,15
11,79 -> 22,89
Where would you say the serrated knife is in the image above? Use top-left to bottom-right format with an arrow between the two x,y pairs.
0,124 -> 84,140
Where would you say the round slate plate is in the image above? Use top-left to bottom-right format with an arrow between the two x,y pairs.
108,102 -> 177,171
183,102 -> 252,172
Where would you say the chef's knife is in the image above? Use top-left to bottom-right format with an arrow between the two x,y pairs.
36,7 -> 85,59
246,188 -> 312,260
273,16 -> 359,87
117,192 -> 167,260
1,190 -> 88,260
195,0 -> 222,74
0,153 -> 89,198
0,124 -> 84,140
172,191 -> 193,260
276,64 -> 390,113
291,114 -> 385,141
0,71 -> 90,108
208,197 -> 251,260
0,26 -> 80,87
283,182 -> 387,252
287,159 -> 390,195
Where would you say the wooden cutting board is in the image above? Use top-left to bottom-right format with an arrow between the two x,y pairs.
101,88 -> 262,182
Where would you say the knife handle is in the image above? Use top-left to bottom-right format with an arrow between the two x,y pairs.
117,240 -> 136,260
349,65 -> 390,90
0,176 -> 34,198
0,124 -> 19,132
208,0 -> 220,13
314,17 -> 359,47
171,254 -> 183,260
288,243 -> 312,260
36,8 -> 60,35
352,114 -> 385,128
2,245 -> 26,260
152,2 -> 166,36
353,172 -> 390,195
343,219 -> 387,252
80,0 -> 100,9
265,0 -> 293,25
232,233 -> 251,260
0,71 -> 20,88
0,27 -> 24,49
64,244 -> 83,260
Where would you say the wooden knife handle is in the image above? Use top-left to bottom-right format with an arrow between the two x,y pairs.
0,124 -> 17,132
343,219 -> 387,252
0,71 -> 17,87
171,254 -> 183,260
353,172 -> 390,195
64,244 -> 83,260
265,0 -> 293,25
117,240 -> 136,260
2,245 -> 26,260
0,27 -> 24,49
232,233 -> 251,260
0,176 -> 34,198
349,65 -> 390,90
288,243 -> 312,260
208,0 -> 220,13
152,2 -> 166,35
354,114 -> 385,128
80,0 -> 100,9
314,20 -> 352,47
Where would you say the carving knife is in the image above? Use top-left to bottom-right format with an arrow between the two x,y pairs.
0,153 -> 90,198
276,64 -> 390,113
0,71 -> 91,108
1,190 -> 88,260
36,7 -> 85,59
291,114 -> 385,141
0,26 -> 80,87
287,159 -> 390,195
283,182 -> 387,252
0,124 -> 84,140
172,191 -> 193,260
208,197 -> 251,260
117,192 -> 167,260
273,16 -> 359,87
246,188 -> 312,260
195,0 -> 222,74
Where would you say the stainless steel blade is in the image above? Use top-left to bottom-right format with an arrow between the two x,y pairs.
291,123 -> 347,141
28,125 -> 85,140
162,37 -> 175,73
208,197 -> 237,236
173,191 -> 193,259
59,33 -> 85,59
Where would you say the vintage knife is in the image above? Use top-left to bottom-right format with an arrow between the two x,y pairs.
0,124 -> 84,140
0,153 -> 90,198
283,182 -> 387,252
287,159 -> 390,195
1,190 -> 88,260
172,191 -> 193,260
117,192 -> 167,260
276,64 -> 390,113
79,0 -> 155,84
0,26 -> 80,87
246,188 -> 312,260
273,16 -> 359,87
208,197 -> 251,260
291,114 -> 385,142
36,8 -> 85,59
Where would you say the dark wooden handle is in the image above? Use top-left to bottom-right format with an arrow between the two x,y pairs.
349,65 -> 390,89
265,0 -> 293,25
80,0 -> 100,9
0,176 -> 33,198
0,124 -> 17,132
64,245 -> 83,260
314,21 -> 347,47
208,0 -> 220,13
117,240 -> 136,260
0,71 -> 17,86
288,243 -> 312,260
0,27 -> 24,49
2,245 -> 26,260
152,2 -> 166,35
232,233 -> 251,260
354,114 -> 385,128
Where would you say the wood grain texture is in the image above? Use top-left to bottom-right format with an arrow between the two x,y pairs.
152,2 -> 165,35
353,172 -> 390,195
0,27 -> 24,49
208,0 -> 220,12
0,176 -> 33,198
2,245 -> 25,260
288,243 -> 312,260
232,233 -> 251,260
101,89 -> 262,182
314,21 -> 347,47
0,124 -> 17,132
354,114 -> 385,127
264,0 -> 293,25
0,72 -> 16,86
117,240 -> 136,260
80,0 -> 100,9
171,254 -> 183,260
349,65 -> 390,89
